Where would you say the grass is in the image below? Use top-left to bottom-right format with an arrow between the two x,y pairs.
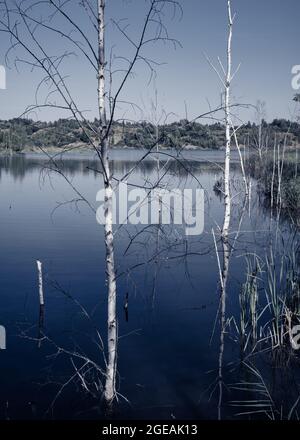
247,152 -> 300,226
228,239 -> 300,419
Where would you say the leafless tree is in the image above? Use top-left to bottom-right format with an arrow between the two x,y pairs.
208,0 -> 242,420
253,100 -> 267,160
0,0 -> 181,407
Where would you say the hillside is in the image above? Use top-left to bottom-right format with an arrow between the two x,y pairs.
0,118 -> 300,152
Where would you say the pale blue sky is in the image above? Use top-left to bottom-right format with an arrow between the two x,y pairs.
0,0 -> 299,123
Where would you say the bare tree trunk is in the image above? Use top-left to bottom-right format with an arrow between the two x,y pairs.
218,0 -> 233,421
1,0 -> 179,408
232,125 -> 248,196
97,0 -> 118,405
223,1 -> 232,239
258,118 -> 262,161
270,134 -> 277,216
255,101 -> 266,160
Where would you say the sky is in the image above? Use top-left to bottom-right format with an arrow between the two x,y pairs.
0,0 -> 299,123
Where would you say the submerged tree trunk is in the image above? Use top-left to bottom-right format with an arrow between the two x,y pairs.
97,0 -> 118,405
218,0 -> 233,421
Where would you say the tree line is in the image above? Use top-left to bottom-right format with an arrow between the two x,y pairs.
1,117 -> 300,152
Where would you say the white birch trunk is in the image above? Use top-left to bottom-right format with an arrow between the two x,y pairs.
218,0 -> 233,420
97,0 -> 118,405
222,0 -> 232,239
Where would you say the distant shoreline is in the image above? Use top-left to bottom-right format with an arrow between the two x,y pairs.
0,144 -> 219,155
1,118 -> 300,153
1,143 -> 299,156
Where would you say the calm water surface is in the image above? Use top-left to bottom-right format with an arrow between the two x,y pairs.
0,149 -> 295,420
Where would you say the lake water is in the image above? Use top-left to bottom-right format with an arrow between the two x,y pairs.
0,149 -> 297,420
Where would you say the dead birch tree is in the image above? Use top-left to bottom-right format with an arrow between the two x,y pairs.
199,0 -> 237,418
207,0 -> 234,420
222,0 -> 232,240
215,0 -> 251,419
216,1 -> 233,420
0,0 -> 180,407
97,0 -> 117,405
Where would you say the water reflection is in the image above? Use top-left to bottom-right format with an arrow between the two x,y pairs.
0,151 -> 298,420
0,150 -> 242,182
